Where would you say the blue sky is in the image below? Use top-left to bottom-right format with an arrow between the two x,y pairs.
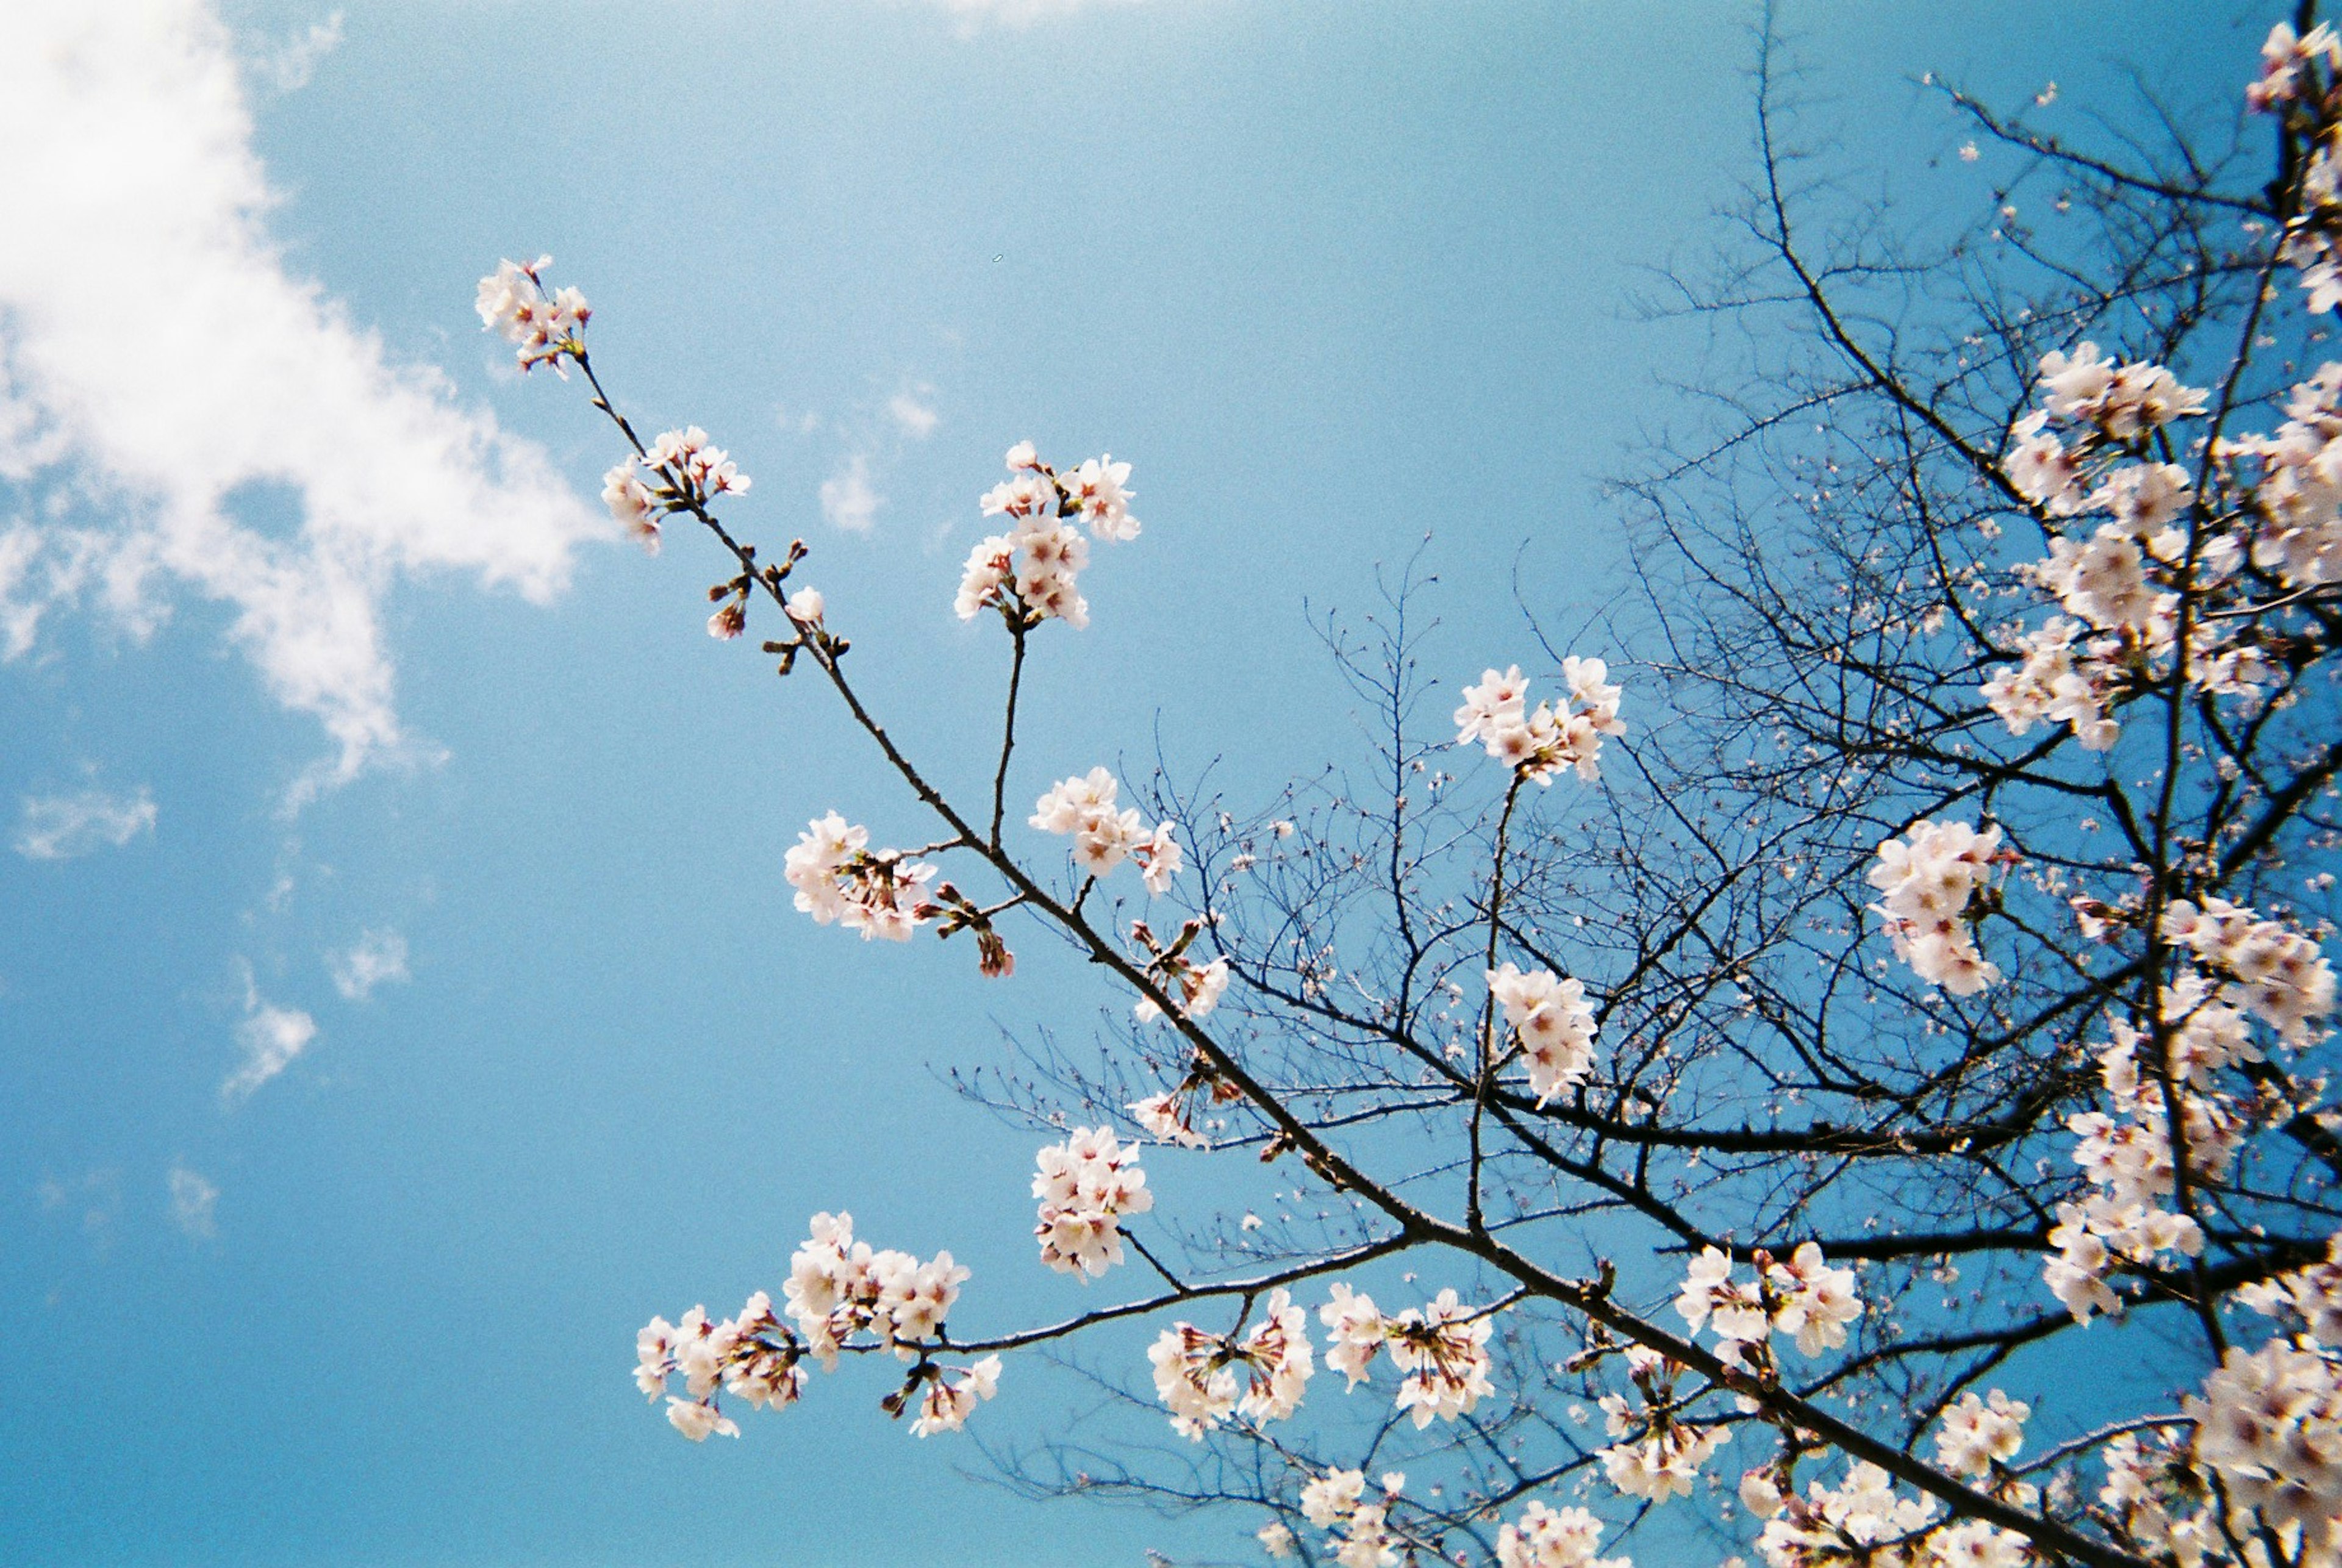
0,2 -> 2272,1564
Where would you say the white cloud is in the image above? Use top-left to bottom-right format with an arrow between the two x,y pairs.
14,785 -> 156,860
329,927 -> 409,1001
223,965 -> 317,1103
250,9 -> 343,93
886,392 -> 939,440
0,2 -> 598,803
168,1164 -> 220,1239
819,454 -> 885,533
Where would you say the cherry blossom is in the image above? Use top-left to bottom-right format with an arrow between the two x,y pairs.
1866,821 -> 2005,995
1453,660 -> 1625,786
1488,961 -> 1599,1101
1033,1127 -> 1153,1278
476,255 -> 589,372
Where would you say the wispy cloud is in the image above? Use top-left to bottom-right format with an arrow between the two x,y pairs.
0,2 -> 598,803
37,1167 -> 122,1245
14,786 -> 156,861
328,928 -> 409,1001
223,965 -> 317,1104
168,1164 -> 220,1240
249,10 -> 343,93
887,392 -> 940,440
820,454 -> 886,533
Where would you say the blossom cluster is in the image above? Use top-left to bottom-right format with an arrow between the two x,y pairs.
1488,961 -> 1599,1102
1318,1284 -> 1497,1428
1147,1289 -> 1314,1438
603,426 -> 753,559
2164,896 -> 2338,1047
2251,21 -> 2342,312
1752,1463 -> 2027,1568
1596,1348 -> 1731,1503
636,1293 -> 803,1441
1298,1469 -> 1405,1568
956,443 -> 1140,630
1989,337 -> 2298,753
1496,1501 -> 1630,1568
2184,1336 -> 2342,1559
475,256 -> 588,372
1672,1242 -> 1863,1367
1865,820 -> 2004,995
783,813 -> 940,941
1933,1390 -> 2030,1480
2227,363 -> 2342,588
1032,1127 -> 1153,1278
1030,768 -> 1182,892
1453,659 -> 1625,786
1128,916 -> 1231,1025
781,1211 -> 969,1366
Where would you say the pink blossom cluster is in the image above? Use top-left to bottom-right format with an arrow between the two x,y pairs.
956,443 -> 1141,630
475,256 -> 589,372
1934,1390 -> 2030,1480
1673,1242 -> 1863,1367
2224,365 -> 2342,587
1752,1462 -> 1980,1568
2045,966 -> 2265,1322
1317,1283 -> 1496,1428
1864,820 -> 2004,995
1597,1348 -> 1731,1503
2164,897 -> 2338,1047
2249,23 -> 2342,310
1030,768 -> 1182,892
2238,1231 -> 2342,1345
1495,1500 -> 1630,1568
782,813 -> 940,941
781,1211 -> 969,1367
602,427 -> 752,558
2183,1337 -> 2342,1559
635,1294 -> 803,1441
1032,1126 -> 1154,1278
1488,961 -> 1599,1102
1298,1469 -> 1405,1568
1146,1289 -> 1314,1438
1128,916 -> 1231,1025
1452,659 -> 1625,786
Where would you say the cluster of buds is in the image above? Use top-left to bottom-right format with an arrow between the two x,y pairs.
782,813 -> 941,942
956,443 -> 1141,630
1032,1126 -> 1153,1278
1145,1289 -> 1314,1438
1316,1283 -> 1496,1428
1673,1243 -> 1863,1371
1029,768 -> 1182,892
1128,917 -> 1231,1024
1488,961 -> 1599,1101
1596,1347 -> 1732,1503
636,1293 -> 806,1441
1866,820 -> 2007,995
475,255 -> 589,372
1452,658 -> 1626,786
929,881 -> 1017,978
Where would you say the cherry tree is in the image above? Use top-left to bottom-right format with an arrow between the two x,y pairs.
478,13 -> 2342,1568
